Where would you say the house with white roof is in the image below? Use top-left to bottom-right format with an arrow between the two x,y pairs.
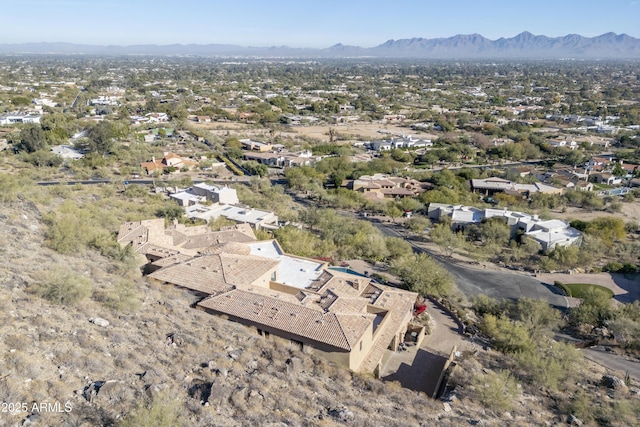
186,203 -> 279,230
427,203 -> 582,251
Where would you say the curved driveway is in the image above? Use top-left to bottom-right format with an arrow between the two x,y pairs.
374,222 -> 569,308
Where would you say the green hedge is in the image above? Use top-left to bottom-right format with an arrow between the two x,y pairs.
218,156 -> 244,176
554,281 -> 572,297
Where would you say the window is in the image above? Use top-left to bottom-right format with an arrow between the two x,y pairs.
359,341 -> 363,352
271,271 -> 277,281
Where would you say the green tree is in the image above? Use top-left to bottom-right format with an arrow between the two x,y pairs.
384,237 -> 413,261
585,217 -> 626,247
391,253 -> 455,297
243,161 -> 268,177
430,222 -> 466,257
405,216 -> 431,234
156,204 -> 184,221
612,162 -> 625,177
85,121 -> 115,155
512,297 -> 561,338
16,124 -> 46,153
385,204 -> 403,223
480,314 -> 534,353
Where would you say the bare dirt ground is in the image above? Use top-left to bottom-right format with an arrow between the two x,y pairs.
291,122 -> 437,143
551,203 -> 640,224
190,121 -> 252,131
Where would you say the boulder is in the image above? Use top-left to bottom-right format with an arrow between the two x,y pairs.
166,333 -> 183,347
593,327 -> 611,338
83,381 -> 103,402
568,414 -> 583,426
21,413 -> 40,426
328,407 -> 355,423
208,383 -> 232,406
601,375 -> 627,389
89,318 -> 109,327
285,357 -> 303,375
145,383 -> 168,399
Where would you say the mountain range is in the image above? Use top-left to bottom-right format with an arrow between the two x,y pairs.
1,32 -> 639,59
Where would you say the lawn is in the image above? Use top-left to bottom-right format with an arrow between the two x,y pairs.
563,283 -> 615,299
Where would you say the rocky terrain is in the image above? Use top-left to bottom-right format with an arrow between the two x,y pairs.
0,197 -> 638,426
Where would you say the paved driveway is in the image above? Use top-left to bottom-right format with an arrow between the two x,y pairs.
381,300 -> 472,396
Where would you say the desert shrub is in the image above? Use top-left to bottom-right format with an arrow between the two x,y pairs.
42,200 -> 95,254
607,317 -> 640,349
28,268 -> 91,306
123,184 -> 149,198
603,261 -> 638,273
514,341 -> 581,390
480,314 -> 533,353
95,280 -> 140,312
569,287 -> 615,326
511,297 -> 561,338
472,295 -> 505,317
119,392 -> 184,427
473,370 -> 520,413
0,173 -> 22,202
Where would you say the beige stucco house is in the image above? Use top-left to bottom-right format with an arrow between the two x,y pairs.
118,219 -> 419,373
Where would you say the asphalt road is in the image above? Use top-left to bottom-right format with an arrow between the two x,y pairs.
374,222 -> 569,309
583,346 -> 640,381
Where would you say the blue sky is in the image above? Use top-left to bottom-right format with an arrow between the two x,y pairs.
1,0 -> 638,47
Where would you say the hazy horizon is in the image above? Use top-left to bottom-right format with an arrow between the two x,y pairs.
0,0 -> 638,48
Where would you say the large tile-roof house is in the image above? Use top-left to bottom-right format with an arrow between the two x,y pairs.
343,173 -> 432,200
141,152 -> 198,175
118,218 -> 419,373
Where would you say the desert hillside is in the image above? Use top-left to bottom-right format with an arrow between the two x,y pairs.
1,191 -> 638,427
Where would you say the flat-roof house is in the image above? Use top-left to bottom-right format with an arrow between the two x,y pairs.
169,184 -> 239,207
427,203 -> 581,251
0,114 -> 41,125
242,151 -> 284,167
240,138 -> 273,152
185,203 -> 279,230
469,178 -> 562,197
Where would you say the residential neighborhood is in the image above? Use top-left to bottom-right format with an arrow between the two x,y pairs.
1,49 -> 639,426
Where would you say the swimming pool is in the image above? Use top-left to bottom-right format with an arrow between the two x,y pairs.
328,267 -> 368,277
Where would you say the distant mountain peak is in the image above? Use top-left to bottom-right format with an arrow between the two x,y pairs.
0,32 -> 638,59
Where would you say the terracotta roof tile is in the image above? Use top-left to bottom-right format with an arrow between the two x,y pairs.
198,289 -> 372,351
